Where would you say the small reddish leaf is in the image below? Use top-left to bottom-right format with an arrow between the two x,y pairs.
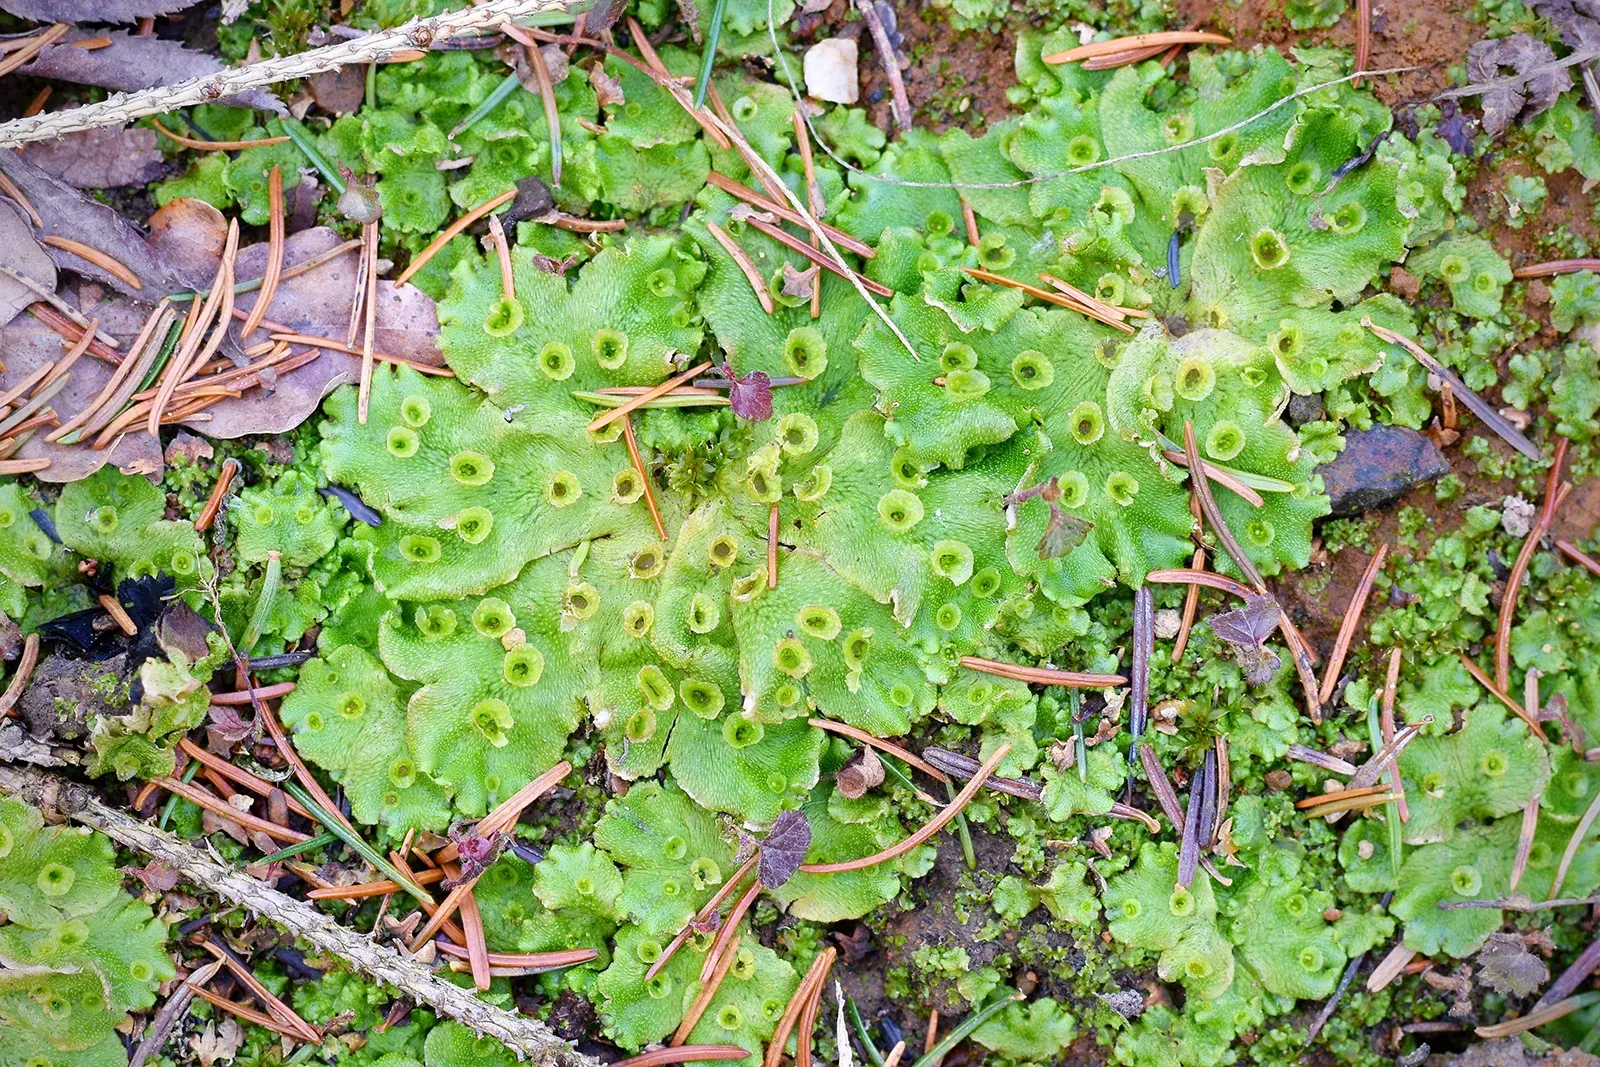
758,809 -> 812,888
728,369 -> 773,422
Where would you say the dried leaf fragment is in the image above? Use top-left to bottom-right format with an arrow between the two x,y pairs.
759,809 -> 813,888
1465,33 -> 1572,138
836,746 -> 885,799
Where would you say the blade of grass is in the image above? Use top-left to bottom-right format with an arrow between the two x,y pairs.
258,831 -> 340,865
909,994 -> 1023,1067
693,0 -> 727,108
279,118 -> 346,195
283,781 -> 429,904
944,779 -> 977,870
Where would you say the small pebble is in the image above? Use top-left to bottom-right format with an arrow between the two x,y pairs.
1152,607 -> 1181,640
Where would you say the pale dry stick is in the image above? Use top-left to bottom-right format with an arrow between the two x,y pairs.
621,416 -> 668,541
41,236 -> 142,290
807,718 -> 949,783
1498,438 -> 1569,692
437,760 -> 573,864
0,24 -> 68,79
397,187 -> 518,285
1,633 -> 40,716
0,0 -> 574,148
703,173 -> 874,257
768,503 -> 780,588
800,744 -> 1010,874
526,37 -> 563,187
1366,943 -> 1417,993
435,944 -> 598,970
1379,647 -> 1409,824
239,167 -> 285,340
1300,789 -> 1404,820
672,934 -> 743,1046
588,363 -> 713,433
0,265 -> 121,350
791,109 -> 824,319
959,198 -> 980,247
27,303 -> 122,365
764,949 -> 836,1067
1294,784 -> 1393,809
622,17 -> 734,155
1318,543 -> 1389,704
854,0 -> 910,129
56,304 -> 174,442
699,877 -> 762,982
357,219 -> 381,424
705,219 -> 774,313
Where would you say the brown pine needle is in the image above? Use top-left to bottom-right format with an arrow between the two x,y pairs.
434,944 -> 598,971
1295,783 -> 1393,809
1513,258 -> 1600,279
959,198 -> 981,247
0,170 -> 43,227
396,188 -> 517,286
791,110 -> 825,318
671,934 -> 742,1045
487,213 -> 515,304
54,301 -> 173,443
924,1011 -> 939,1055
0,364 -> 52,410
357,219 -> 380,424
1498,438 -> 1569,692
526,37 -> 563,187
151,776 -> 310,843
151,119 -> 290,151
807,718 -> 949,783
210,681 -> 296,704
1460,654 -> 1547,742
740,214 -> 894,297
196,457 -> 243,533
1353,0 -> 1371,86
1043,30 -> 1231,63
699,877 -> 762,982
1318,543 -> 1389,704
1300,791 -> 1402,819
768,502 -> 780,588
1380,647 -> 1409,823
177,738 -> 313,820
794,949 -> 835,1067
959,655 -> 1126,688
1512,797 -> 1539,892
187,982 -> 310,1041
202,942 -> 321,1042
239,167 -> 285,341
704,173 -> 874,258
588,363 -> 713,433
0,23 -> 68,79
1184,420 -> 1264,592
1557,540 -> 1600,577
264,332 -> 455,376
1036,272 -> 1149,320
706,219 -> 774,314
965,268 -> 1135,332
38,316 -> 97,392
613,1046 -> 750,1067
26,301 -> 122,361
1364,319 -> 1542,461
98,593 -> 137,636
150,219 -> 238,434
1159,449 -> 1265,508
0,457 -> 50,475
440,859 -> 491,991
41,235 -> 142,290
646,854 -> 760,982
1109,801 -> 1162,834
1476,995 -> 1593,1038
1,632 -> 40,716
1171,527 -> 1205,663
799,744 -> 1010,873
764,948 -> 836,1067
1551,788 -> 1600,901
437,760 -> 572,864
621,416 -> 668,541
308,867 -> 447,899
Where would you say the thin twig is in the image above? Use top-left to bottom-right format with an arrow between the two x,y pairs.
1550,787 -> 1600,901
705,172 -> 873,257
854,0 -> 910,129
966,268 -> 1134,332
357,219 -> 380,424
1513,258 -> 1600,278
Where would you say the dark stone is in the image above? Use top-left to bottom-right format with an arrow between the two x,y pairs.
1317,425 -> 1449,517
1286,392 -> 1325,429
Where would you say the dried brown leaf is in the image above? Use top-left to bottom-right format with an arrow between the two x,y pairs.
146,198 -> 229,290
21,128 -> 164,190
0,0 -> 204,22
1466,34 -> 1572,138
835,746 -> 884,799
190,1018 -> 244,1067
307,66 -> 368,116
0,199 -> 56,329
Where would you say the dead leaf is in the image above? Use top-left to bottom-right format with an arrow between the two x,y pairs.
0,0 -> 204,21
21,128 -> 164,190
1465,34 -> 1572,138
835,745 -> 884,798
781,262 -> 818,300
1532,0 -> 1600,51
146,198 -> 229,290
184,227 -> 442,439
1476,932 -> 1550,998
589,64 -> 625,107
190,1018 -> 245,1067
307,66 -> 368,116
0,199 -> 57,330
22,30 -> 284,115
0,152 -> 189,297
0,286 -> 165,482
122,859 -> 180,892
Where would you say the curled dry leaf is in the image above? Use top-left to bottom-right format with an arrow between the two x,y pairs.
1532,0 -> 1600,51
0,199 -> 57,329
781,262 -> 818,300
1465,33 -> 1572,138
1206,594 -> 1283,686
1476,932 -> 1551,998
759,809 -> 813,889
22,30 -> 284,115
589,65 -> 625,107
190,1017 -> 245,1067
20,127 -> 164,190
835,746 -> 885,799
0,287 -> 164,481
146,198 -> 229,291
0,151 -> 189,297
0,0 -> 204,22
